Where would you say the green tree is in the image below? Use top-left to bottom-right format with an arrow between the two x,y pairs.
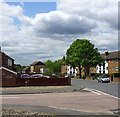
44,60 -> 54,73
44,60 -> 62,74
65,39 -> 104,78
21,66 -> 26,70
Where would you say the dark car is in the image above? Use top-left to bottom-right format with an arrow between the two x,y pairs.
21,74 -> 30,78
97,75 -> 110,83
30,74 -> 43,78
59,73 -> 65,77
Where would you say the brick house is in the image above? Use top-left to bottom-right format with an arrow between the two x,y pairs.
61,56 -> 85,76
90,51 -> 120,74
22,66 -> 30,74
0,50 -> 15,71
30,61 -> 46,73
61,56 -> 67,74
90,67 -> 96,73
0,48 -> 17,80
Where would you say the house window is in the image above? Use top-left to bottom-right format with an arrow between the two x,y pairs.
106,67 -> 108,70
112,60 -> 114,63
112,66 -> 114,71
116,59 -> 118,63
8,59 -> 12,66
109,67 -> 111,70
115,66 -> 118,71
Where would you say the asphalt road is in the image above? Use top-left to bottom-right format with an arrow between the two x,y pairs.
72,79 -> 120,98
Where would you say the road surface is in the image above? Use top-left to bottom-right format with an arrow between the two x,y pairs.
72,79 -> 119,98
2,90 -> 120,115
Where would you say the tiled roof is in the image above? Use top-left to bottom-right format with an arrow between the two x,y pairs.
1,52 -> 14,61
101,51 -> 120,60
30,61 -> 45,66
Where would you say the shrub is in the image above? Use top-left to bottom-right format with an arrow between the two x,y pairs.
95,74 -> 101,78
113,73 -> 120,77
43,71 -> 52,76
104,74 -> 109,77
90,73 -> 98,76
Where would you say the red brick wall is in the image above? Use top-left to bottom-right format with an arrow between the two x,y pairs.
113,77 -> 120,82
108,59 -> 119,74
2,69 -> 17,79
2,69 -> 17,86
90,67 -> 96,73
61,65 -> 67,74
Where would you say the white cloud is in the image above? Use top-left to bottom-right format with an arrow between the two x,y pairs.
1,0 -> 118,65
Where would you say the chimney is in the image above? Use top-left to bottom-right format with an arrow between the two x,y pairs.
105,51 -> 109,56
63,56 -> 65,63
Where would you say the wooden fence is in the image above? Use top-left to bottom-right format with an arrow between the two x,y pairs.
2,77 -> 71,87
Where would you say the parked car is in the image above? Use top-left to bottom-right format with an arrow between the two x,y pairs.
59,73 -> 65,77
65,74 -> 74,78
44,75 -> 50,78
52,74 -> 57,77
21,74 -> 30,78
30,74 -> 43,78
97,75 -> 110,83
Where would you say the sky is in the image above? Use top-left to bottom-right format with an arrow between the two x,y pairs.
0,0 -> 119,65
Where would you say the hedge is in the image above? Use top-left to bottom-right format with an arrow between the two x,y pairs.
113,73 -> 120,77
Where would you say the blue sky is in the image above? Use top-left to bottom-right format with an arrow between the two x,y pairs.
7,2 -> 56,17
7,2 -> 56,25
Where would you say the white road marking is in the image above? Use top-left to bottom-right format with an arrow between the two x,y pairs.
2,96 -> 21,99
85,88 -> 120,100
48,106 -> 95,113
85,88 -> 101,95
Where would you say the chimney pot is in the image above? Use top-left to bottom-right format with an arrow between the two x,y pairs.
105,51 -> 109,56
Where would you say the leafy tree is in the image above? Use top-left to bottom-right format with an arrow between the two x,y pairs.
65,39 -> 104,78
21,66 -> 26,70
44,59 -> 62,74
44,60 -> 54,73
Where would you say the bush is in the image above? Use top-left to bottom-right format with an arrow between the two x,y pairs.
104,74 -> 109,77
43,71 -> 52,76
95,74 -> 101,78
90,73 -> 98,76
113,73 -> 120,77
